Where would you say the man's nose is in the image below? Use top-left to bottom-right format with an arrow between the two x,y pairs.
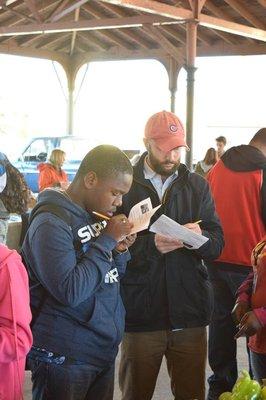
166,149 -> 180,162
114,195 -> 123,207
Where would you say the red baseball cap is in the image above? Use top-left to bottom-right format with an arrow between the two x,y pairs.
144,110 -> 188,153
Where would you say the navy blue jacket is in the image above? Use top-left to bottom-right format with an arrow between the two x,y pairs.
22,189 -> 130,366
120,153 -> 224,332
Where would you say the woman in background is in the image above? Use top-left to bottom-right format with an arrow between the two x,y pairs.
38,149 -> 68,191
195,147 -> 218,178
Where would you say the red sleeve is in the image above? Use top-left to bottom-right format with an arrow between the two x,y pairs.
253,308 -> 266,327
236,271 -> 254,304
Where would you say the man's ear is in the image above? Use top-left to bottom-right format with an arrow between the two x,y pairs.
143,138 -> 150,151
84,171 -> 97,189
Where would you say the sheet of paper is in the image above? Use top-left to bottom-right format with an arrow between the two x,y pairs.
128,197 -> 161,234
149,214 -> 209,250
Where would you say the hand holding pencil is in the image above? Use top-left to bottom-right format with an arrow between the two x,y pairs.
93,211 -> 133,242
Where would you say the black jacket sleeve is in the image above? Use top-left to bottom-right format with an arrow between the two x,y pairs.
194,179 -> 224,261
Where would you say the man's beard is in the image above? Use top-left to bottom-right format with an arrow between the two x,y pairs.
148,151 -> 180,177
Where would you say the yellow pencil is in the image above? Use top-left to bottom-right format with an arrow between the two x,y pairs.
193,219 -> 202,224
92,211 -> 110,220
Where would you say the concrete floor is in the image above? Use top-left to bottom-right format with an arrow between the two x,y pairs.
23,337 -> 249,399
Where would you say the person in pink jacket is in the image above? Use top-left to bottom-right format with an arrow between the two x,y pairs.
0,244 -> 32,400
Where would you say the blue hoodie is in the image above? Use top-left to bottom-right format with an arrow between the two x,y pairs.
22,189 -> 130,367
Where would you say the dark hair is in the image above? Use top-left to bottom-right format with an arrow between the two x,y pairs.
250,128 -> 266,145
203,147 -> 217,165
76,145 -> 133,180
0,157 -> 31,214
216,136 -> 227,145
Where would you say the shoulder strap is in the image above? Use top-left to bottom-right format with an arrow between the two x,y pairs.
28,202 -> 82,251
29,202 -> 71,226
23,203 -> 82,330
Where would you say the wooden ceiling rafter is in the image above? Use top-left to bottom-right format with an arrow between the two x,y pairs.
23,0 -> 42,22
36,32 -> 70,49
45,0 -> 70,22
256,0 -> 266,7
142,24 -> 185,63
0,0 -> 58,27
223,0 -> 266,30
82,2 -> 152,49
78,30 -> 110,50
50,0 -> 89,22
98,0 -> 266,42
70,6 -> 80,55
98,0 -> 159,46
160,24 -> 186,45
18,32 -> 43,46
203,1 -> 252,44
1,3 -> 36,22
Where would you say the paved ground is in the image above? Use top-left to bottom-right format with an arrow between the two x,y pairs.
24,337 -> 249,399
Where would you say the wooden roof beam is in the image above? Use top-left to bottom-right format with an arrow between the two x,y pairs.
203,0 -> 253,44
256,0 -> 266,7
187,0 -> 207,16
18,33 -> 43,46
46,0 -> 70,22
0,3 -> 36,22
99,0 -> 266,42
97,28 -> 135,49
94,3 -> 153,49
23,0 -> 42,23
36,32 -> 70,49
82,3 -> 151,49
142,24 -> 185,63
70,7 -> 80,56
78,31 -> 110,50
0,15 -> 187,37
160,25 -> 186,45
50,0 -> 90,22
223,0 -> 266,30
1,0 -> 58,27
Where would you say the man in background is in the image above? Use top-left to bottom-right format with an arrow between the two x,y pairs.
216,136 -> 227,158
119,110 -> 224,400
207,128 -> 266,399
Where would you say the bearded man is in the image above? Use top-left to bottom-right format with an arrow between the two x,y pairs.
118,111 -> 224,400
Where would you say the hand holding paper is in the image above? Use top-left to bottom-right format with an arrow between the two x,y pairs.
128,197 -> 161,234
150,214 -> 209,250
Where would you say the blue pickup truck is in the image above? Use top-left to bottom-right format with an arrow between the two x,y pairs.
14,136 -> 139,192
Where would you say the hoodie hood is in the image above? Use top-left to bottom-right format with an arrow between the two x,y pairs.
222,145 -> 266,172
37,188 -> 88,220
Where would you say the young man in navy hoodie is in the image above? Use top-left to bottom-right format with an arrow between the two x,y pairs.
22,145 -> 135,400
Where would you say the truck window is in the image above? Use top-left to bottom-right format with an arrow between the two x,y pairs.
23,139 -> 53,162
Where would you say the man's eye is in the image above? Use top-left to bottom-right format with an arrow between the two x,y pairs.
112,192 -> 119,196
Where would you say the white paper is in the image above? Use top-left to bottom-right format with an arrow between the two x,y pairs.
149,214 -> 209,250
128,198 -> 161,234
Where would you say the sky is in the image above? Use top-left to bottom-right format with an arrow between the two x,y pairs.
0,53 -> 265,162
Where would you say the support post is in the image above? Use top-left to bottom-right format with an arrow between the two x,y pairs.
185,21 -> 198,170
60,54 -> 88,136
169,57 -> 179,113
67,78 -> 75,135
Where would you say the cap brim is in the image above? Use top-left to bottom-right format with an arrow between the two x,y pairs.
154,137 -> 189,153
